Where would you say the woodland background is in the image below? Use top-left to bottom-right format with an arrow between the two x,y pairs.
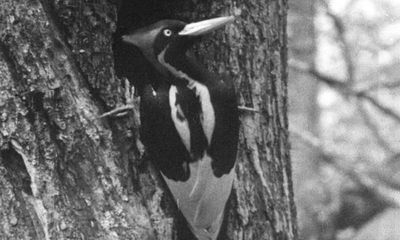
289,0 -> 400,239
1,0 -> 399,239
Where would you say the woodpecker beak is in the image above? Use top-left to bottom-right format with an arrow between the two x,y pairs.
122,34 -> 138,46
179,16 -> 235,36
122,28 -> 159,49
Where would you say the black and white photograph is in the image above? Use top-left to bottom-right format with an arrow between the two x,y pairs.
0,0 -> 398,239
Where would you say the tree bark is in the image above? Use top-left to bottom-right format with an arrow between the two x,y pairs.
0,0 -> 296,239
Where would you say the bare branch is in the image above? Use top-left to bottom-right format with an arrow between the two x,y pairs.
289,60 -> 348,89
358,79 -> 400,92
320,0 -> 356,85
290,125 -> 400,207
357,100 -> 397,154
356,91 -> 400,123
289,60 -> 400,124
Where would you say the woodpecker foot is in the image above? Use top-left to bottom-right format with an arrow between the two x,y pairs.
238,105 -> 259,113
99,79 -> 138,118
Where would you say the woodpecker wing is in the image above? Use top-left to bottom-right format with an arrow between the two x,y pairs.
208,76 -> 239,177
167,80 -> 238,240
190,76 -> 239,238
140,81 -> 238,240
140,83 -> 193,181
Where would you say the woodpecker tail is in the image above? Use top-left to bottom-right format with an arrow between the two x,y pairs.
162,154 -> 235,240
191,211 -> 224,240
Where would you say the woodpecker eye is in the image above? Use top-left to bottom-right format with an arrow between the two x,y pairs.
163,29 -> 172,37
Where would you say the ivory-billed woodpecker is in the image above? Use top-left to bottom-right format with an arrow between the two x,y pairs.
123,16 -> 239,240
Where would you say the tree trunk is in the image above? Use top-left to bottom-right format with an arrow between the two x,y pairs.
0,0 -> 296,240
288,0 -> 323,239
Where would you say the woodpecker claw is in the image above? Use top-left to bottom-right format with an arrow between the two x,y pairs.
98,79 -> 138,119
238,105 -> 259,113
124,78 -> 136,106
98,104 -> 134,118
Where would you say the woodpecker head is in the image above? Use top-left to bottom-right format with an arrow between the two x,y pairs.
122,16 -> 234,77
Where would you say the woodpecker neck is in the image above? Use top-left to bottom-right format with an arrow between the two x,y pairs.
157,44 -> 207,87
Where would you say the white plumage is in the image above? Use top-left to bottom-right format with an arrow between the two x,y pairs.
169,86 -> 191,152
162,154 -> 235,240
167,84 -> 234,240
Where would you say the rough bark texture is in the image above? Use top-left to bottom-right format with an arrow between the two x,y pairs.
0,0 -> 296,240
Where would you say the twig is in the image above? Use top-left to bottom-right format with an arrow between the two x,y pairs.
357,100 -> 397,154
356,91 -> 400,123
321,0 -> 356,85
289,60 -> 400,124
290,125 -> 400,207
358,79 -> 400,92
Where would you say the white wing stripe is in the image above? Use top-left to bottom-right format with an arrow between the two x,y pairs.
169,86 -> 191,152
158,47 -> 215,145
191,83 -> 215,144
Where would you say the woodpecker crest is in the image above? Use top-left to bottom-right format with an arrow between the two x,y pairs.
123,16 -> 239,240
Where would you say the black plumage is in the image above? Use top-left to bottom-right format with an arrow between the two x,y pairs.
140,64 -> 239,181
123,16 -> 238,240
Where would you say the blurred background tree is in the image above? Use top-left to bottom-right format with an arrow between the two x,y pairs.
289,0 -> 400,239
